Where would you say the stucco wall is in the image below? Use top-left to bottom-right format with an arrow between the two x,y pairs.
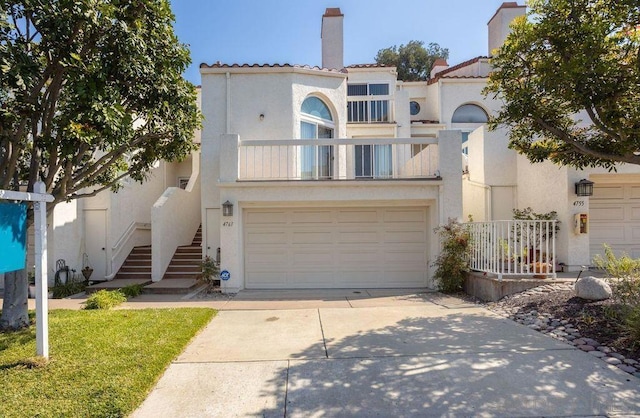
200,69 -> 348,254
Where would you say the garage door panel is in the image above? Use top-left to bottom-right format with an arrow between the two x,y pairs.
337,209 -> 379,223
292,231 -> 333,244
384,250 -> 426,263
291,210 -> 333,224
291,250 -> 333,266
630,187 -> 640,199
245,211 -> 287,224
590,207 -> 624,221
338,250 -> 381,264
383,209 -> 425,223
245,272 -> 287,287
384,230 -> 426,243
246,230 -> 288,244
245,207 -> 428,289
288,271 -> 335,286
591,183 -> 640,259
592,186 -> 624,200
590,225 -> 625,242
337,230 -> 379,244
246,250 -> 289,264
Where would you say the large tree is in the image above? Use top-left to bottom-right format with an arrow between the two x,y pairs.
485,0 -> 640,170
375,40 -> 449,82
0,0 -> 200,329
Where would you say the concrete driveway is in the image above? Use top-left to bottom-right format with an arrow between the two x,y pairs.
132,290 -> 640,417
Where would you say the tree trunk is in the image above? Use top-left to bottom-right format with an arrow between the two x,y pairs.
0,269 -> 30,330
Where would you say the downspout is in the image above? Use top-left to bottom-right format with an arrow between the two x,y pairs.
226,72 -> 231,134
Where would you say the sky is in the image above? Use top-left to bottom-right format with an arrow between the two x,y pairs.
170,0 -> 519,85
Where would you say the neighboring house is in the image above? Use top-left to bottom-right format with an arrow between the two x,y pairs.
7,2 -> 637,292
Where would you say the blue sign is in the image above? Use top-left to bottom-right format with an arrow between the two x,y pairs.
0,201 -> 27,273
220,270 -> 231,281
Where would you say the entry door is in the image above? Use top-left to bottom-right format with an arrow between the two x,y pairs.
205,208 -> 220,262
84,210 -> 107,280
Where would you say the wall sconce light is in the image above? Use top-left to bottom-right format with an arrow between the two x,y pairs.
259,113 -> 265,121
575,179 -> 594,197
222,200 -> 233,217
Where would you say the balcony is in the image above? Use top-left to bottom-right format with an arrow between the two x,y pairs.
235,137 -> 439,181
347,99 -> 394,124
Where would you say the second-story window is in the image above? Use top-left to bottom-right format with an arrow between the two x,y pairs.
347,83 -> 390,123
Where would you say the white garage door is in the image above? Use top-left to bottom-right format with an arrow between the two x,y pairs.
590,184 -> 640,259
244,207 -> 429,289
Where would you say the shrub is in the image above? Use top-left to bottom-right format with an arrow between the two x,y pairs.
593,244 -> 640,309
51,273 -> 86,298
626,305 -> 640,346
199,256 -> 220,286
84,290 -> 127,310
432,218 -> 471,293
120,284 -> 144,298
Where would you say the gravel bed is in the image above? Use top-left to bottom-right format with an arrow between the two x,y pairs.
483,282 -> 640,379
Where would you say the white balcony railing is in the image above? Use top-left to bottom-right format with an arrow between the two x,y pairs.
347,98 -> 394,123
466,220 -> 557,280
238,137 -> 439,181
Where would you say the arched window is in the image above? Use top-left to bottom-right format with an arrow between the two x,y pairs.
451,104 -> 489,123
301,96 -> 334,179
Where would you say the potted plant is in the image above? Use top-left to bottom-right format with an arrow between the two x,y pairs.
81,253 -> 93,282
27,271 -> 36,298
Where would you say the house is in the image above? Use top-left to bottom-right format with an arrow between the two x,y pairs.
5,2 -> 637,293
197,6 -> 504,292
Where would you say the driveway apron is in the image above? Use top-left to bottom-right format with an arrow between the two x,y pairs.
132,290 -> 640,417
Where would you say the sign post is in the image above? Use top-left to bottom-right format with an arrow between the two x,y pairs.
0,181 -> 53,358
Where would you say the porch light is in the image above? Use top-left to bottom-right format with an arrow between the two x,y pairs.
575,179 -> 594,197
222,200 -> 234,217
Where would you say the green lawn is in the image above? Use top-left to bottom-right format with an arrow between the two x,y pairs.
0,308 -> 215,418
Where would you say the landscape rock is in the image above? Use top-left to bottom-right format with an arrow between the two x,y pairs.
605,357 -> 622,365
574,276 -> 612,301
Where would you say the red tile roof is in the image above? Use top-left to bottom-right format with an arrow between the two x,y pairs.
345,63 -> 392,69
199,62 -> 344,73
427,56 -> 488,85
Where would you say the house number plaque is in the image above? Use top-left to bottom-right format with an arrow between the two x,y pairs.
223,221 -> 234,227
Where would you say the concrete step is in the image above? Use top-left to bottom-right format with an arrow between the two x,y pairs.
86,278 -> 152,294
130,247 -> 151,254
115,272 -> 152,280
144,279 -> 200,294
172,253 -> 202,260
119,266 -> 152,273
176,246 -> 202,254
162,271 -> 201,280
169,258 -> 201,265
166,265 -> 200,273
126,254 -> 152,261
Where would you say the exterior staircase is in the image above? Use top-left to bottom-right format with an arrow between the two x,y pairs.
86,226 -> 203,295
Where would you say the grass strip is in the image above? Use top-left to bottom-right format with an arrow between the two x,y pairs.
0,308 -> 215,417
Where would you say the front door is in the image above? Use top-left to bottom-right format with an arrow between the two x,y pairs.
84,209 -> 107,280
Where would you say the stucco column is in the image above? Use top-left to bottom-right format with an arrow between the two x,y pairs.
437,130 -> 463,224
219,134 -> 239,183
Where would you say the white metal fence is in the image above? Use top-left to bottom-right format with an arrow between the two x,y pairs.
466,220 -> 557,280
238,137 -> 439,181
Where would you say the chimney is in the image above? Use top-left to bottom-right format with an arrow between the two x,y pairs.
430,58 -> 449,79
321,8 -> 344,70
487,2 -> 526,56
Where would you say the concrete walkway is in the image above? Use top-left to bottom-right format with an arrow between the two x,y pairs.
131,290 -> 640,417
